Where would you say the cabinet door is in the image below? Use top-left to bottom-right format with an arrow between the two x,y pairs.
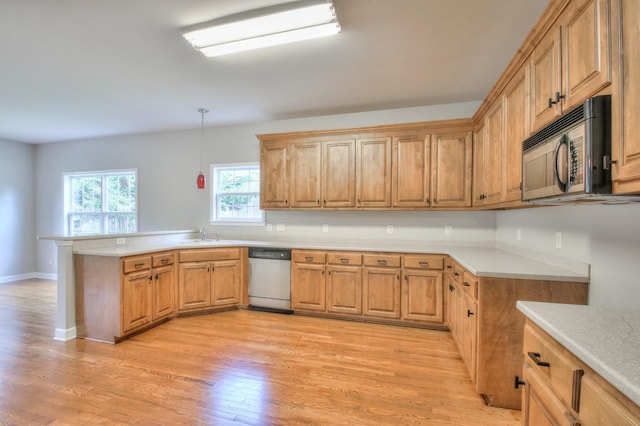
290,142 -> 322,208
401,270 -> 443,323
530,27 -> 562,132
178,262 -> 211,311
326,264 -> 362,315
447,275 -> 461,347
612,0 -> 640,193
260,142 -> 289,208
522,363 -> 578,426
356,137 -> 391,207
472,122 -> 487,206
461,294 -> 478,383
482,101 -> 504,205
392,135 -> 431,207
122,270 -> 153,333
362,267 -> 400,319
291,262 -> 326,311
324,139 -> 356,207
560,0 -> 611,111
211,259 -> 241,306
431,131 -> 472,207
152,265 -> 175,320
502,67 -> 529,203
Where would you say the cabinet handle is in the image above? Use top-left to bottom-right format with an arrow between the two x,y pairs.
548,97 -> 557,108
397,274 -> 400,280
160,258 -> 169,265
449,284 -> 455,292
527,352 -> 550,367
317,199 -> 320,204
555,91 -> 566,103
148,276 -> 153,282
426,198 -> 430,204
377,260 -> 387,266
463,281 -> 470,287
467,309 -> 474,317
419,261 -> 429,266
323,199 -> 326,205
305,256 -> 313,261
340,258 -> 349,263
285,199 -> 288,205
446,265 -> 452,269
155,274 -> 159,280
454,272 -> 460,277
514,375 -> 526,389
134,263 -> 145,269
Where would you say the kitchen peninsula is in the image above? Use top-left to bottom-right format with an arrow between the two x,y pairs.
42,229 -> 589,410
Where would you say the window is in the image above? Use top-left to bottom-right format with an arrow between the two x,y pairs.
64,170 -> 137,236
211,163 -> 264,224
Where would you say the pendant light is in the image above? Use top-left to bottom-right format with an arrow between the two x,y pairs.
196,107 -> 209,189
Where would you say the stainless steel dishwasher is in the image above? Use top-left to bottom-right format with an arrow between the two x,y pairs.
248,247 -> 292,313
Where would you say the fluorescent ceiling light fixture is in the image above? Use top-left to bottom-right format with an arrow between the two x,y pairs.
183,0 -> 341,57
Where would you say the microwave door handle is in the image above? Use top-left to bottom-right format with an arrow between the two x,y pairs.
554,134 -> 568,193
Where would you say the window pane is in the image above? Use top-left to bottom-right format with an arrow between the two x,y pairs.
105,213 -> 136,234
212,164 -> 262,222
69,213 -> 102,235
72,176 -> 101,212
106,174 -> 136,212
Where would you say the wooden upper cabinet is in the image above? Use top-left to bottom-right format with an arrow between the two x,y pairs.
290,142 -> 322,208
482,100 -> 504,206
323,139 -> 356,207
530,0 -> 611,132
260,142 -> 289,208
392,135 -> 431,207
611,0 -> 640,193
472,122 -> 486,206
431,131 -> 472,208
356,137 -> 392,207
502,66 -> 529,203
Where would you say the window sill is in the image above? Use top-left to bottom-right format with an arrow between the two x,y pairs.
209,221 -> 265,227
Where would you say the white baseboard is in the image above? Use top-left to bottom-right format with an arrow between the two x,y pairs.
0,272 -> 58,284
54,327 -> 77,342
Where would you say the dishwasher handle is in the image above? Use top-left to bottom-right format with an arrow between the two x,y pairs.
248,247 -> 291,260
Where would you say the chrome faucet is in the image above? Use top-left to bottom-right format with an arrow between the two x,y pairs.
199,227 -> 206,241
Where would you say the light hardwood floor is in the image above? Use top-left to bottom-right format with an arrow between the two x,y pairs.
0,279 -> 520,425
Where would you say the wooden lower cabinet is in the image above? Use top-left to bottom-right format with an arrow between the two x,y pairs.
75,251 -> 177,343
178,248 -> 242,313
445,258 -> 588,410
292,250 -> 446,327
521,320 -> 640,425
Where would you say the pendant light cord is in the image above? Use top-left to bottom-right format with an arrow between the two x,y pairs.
198,108 -> 209,172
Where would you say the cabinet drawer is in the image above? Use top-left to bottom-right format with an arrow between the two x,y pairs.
579,375 -> 640,425
326,252 -> 362,265
523,323 -> 584,412
444,257 -> 455,273
404,254 -> 444,270
152,252 -> 175,267
292,250 -> 326,264
461,271 -> 478,300
523,363 -> 578,426
363,254 -> 401,268
123,255 -> 151,274
179,248 -> 240,263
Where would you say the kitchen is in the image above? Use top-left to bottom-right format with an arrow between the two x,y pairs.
2,0 -> 640,424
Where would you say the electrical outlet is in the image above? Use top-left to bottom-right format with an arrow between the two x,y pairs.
555,232 -> 562,248
322,224 -> 329,233
266,223 -> 273,232
516,228 -> 522,241
116,237 -> 126,245
445,226 -> 453,236
386,225 -> 394,234
276,223 -> 285,231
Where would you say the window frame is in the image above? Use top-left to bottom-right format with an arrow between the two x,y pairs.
63,169 -> 138,236
210,162 -> 265,226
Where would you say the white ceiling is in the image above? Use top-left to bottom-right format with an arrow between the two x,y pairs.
0,0 -> 549,144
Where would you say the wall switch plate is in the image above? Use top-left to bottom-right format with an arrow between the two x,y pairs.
386,225 -> 394,234
322,224 -> 329,233
555,232 -> 562,248
445,226 -> 453,236
116,237 -> 126,245
516,228 -> 522,241
266,223 -> 273,232
276,223 -> 285,231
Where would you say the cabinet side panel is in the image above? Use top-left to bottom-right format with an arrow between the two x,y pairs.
476,278 -> 588,410
74,255 -> 121,343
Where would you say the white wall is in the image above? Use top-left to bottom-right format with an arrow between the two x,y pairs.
35,102 -> 485,273
496,204 -> 640,308
0,138 -> 36,281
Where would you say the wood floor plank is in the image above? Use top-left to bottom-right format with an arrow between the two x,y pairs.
0,279 -> 520,425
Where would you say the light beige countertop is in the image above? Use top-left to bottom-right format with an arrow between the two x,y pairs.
71,238 -> 589,283
517,301 -> 640,407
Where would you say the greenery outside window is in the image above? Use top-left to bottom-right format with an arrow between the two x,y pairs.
211,163 -> 264,224
64,170 -> 137,236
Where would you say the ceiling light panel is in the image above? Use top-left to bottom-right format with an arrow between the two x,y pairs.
183,0 -> 340,57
